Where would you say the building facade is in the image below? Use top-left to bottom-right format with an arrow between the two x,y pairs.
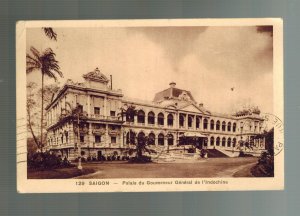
45,68 -> 266,159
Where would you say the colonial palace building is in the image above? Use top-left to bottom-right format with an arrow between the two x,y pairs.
45,68 -> 266,159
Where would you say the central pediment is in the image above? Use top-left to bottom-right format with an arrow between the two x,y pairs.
179,103 -> 208,114
83,67 -> 109,83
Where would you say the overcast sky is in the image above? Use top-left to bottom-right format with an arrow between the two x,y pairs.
27,26 -> 273,114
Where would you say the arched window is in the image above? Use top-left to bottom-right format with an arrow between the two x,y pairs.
227,138 -> 231,147
210,136 -> 215,146
167,114 -> 173,126
233,123 -> 236,132
158,133 -> 164,145
126,132 -> 130,144
148,111 -> 155,125
126,131 -> 136,144
126,111 -> 134,123
222,137 -> 226,146
233,138 -> 237,147
158,113 -> 164,126
216,137 -> 220,146
137,132 -> 145,144
148,133 -> 155,145
65,132 -> 68,143
216,120 -> 220,130
137,110 -> 145,124
188,115 -> 193,128
227,122 -> 231,132
210,120 -> 215,130
167,134 -> 174,145
196,117 -> 200,129
179,114 -> 185,127
204,118 -> 208,129
222,121 -> 226,131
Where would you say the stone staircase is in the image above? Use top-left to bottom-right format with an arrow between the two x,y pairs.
206,149 -> 229,158
150,147 -> 202,163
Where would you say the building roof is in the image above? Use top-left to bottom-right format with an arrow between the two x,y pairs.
153,82 -> 196,103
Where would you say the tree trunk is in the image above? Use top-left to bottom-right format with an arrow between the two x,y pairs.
27,105 -> 40,150
40,73 -> 44,152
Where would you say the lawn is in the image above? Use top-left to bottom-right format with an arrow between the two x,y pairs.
27,157 -> 258,179
75,157 -> 258,179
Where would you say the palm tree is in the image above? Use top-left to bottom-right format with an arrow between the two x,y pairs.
42,27 -> 57,40
125,130 -> 156,162
26,46 -> 63,151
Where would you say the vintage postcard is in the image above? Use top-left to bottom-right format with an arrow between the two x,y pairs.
16,18 -> 284,193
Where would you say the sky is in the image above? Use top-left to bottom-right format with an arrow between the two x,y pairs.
26,25 -> 273,114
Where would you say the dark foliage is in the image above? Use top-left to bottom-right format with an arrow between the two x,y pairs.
238,151 -> 254,157
251,151 -> 274,177
128,155 -> 152,163
200,149 -> 208,158
28,151 -> 74,170
42,27 -> 57,40
124,129 -> 156,163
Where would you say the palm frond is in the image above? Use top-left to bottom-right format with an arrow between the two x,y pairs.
29,47 -> 41,60
42,28 -> 57,40
26,66 -> 39,73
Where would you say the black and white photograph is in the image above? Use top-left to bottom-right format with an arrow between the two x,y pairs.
16,19 -> 284,192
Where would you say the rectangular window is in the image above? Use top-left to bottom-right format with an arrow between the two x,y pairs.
110,111 -> 116,116
94,107 -> 100,115
80,135 -> 84,143
111,136 -> 116,144
95,135 -> 101,143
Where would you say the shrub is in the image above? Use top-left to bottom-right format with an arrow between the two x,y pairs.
187,148 -> 195,153
128,155 -> 152,163
28,152 -> 74,170
257,151 -> 274,176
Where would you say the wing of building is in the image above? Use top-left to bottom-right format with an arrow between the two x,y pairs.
45,68 -> 266,160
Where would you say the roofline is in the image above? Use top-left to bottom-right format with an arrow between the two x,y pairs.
45,84 -> 123,111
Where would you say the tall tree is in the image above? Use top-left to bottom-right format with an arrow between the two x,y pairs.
26,82 -> 60,152
26,82 -> 40,150
26,47 -> 63,151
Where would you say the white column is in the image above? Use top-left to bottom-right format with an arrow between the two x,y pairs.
185,114 -> 188,129
87,95 -> 91,116
164,136 -> 167,147
105,124 -> 109,147
145,112 -> 148,125
164,113 -> 167,127
134,115 -> 137,124
104,97 -> 107,117
88,123 -> 93,148
120,128 -> 124,148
